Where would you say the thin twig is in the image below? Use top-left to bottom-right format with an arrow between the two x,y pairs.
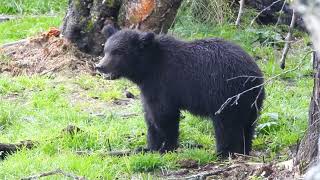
173,167 -> 234,180
216,50 -> 313,115
1,39 -> 27,48
275,0 -> 287,27
76,147 -> 151,157
235,0 -> 245,26
227,75 -> 264,81
280,9 -> 297,69
250,0 -> 282,26
21,169 -> 87,180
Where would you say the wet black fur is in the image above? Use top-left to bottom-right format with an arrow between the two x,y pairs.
97,29 -> 265,157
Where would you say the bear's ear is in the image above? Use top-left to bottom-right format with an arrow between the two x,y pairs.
139,32 -> 155,49
101,24 -> 118,39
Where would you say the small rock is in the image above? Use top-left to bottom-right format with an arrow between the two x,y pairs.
125,91 -> 135,99
0,15 -> 14,23
92,96 -> 99,99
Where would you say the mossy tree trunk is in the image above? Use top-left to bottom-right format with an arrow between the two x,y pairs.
61,0 -> 182,56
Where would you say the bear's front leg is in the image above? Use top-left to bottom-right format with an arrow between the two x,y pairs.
144,101 -> 180,153
145,115 -> 165,151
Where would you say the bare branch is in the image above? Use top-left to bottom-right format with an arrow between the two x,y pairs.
250,0 -> 282,26
275,0 -> 287,27
76,147 -> 151,157
280,9 -> 297,69
170,166 -> 235,180
215,51 -> 313,115
235,0 -> 245,26
227,75 -> 264,81
21,169 -> 87,180
1,39 -> 27,48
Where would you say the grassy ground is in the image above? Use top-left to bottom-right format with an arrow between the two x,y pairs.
0,1 -> 314,179
0,0 -> 66,45
0,0 -> 67,14
0,16 -> 62,44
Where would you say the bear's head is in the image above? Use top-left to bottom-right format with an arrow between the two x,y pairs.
96,27 -> 156,81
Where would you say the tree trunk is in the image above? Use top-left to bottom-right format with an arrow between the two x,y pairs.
61,0 -> 182,56
296,52 -> 320,171
294,0 -> 320,176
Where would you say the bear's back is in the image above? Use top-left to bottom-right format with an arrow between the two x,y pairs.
152,36 -> 264,114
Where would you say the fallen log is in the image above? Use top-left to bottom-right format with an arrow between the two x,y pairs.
0,140 -> 36,159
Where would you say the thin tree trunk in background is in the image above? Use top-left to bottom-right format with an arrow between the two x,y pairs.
279,9 -> 296,69
294,0 -> 320,175
61,0 -> 182,56
235,0 -> 245,26
296,51 -> 320,171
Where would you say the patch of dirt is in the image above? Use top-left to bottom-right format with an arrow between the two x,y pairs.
163,158 -> 300,180
0,28 -> 99,76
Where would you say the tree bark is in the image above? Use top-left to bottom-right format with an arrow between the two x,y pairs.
61,0 -> 182,56
294,0 -> 320,175
296,52 -> 320,171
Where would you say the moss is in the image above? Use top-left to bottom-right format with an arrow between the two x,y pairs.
85,19 -> 95,32
74,0 -> 81,9
105,0 -> 115,7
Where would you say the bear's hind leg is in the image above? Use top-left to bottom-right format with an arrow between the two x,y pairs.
243,109 -> 259,154
213,114 -> 247,158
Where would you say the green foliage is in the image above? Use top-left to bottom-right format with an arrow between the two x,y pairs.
178,0 -> 234,25
0,3 -> 314,178
0,0 -> 68,14
0,102 -> 18,130
0,16 -> 62,44
0,75 -> 47,94
177,149 -> 217,165
129,153 -> 165,172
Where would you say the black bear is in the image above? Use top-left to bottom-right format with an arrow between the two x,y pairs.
96,28 -> 265,157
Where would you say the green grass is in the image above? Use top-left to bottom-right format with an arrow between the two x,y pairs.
0,16 -> 62,44
0,5 -> 314,179
0,0 -> 68,14
0,0 -> 66,45
0,74 -> 219,178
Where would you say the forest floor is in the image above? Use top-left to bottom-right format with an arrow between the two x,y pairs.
0,0 -> 315,179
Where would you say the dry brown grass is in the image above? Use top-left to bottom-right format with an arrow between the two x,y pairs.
0,31 -> 98,76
